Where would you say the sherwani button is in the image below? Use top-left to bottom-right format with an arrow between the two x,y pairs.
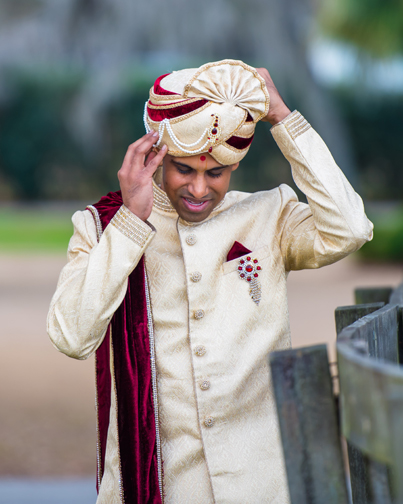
186,234 -> 197,245
195,345 -> 206,356
204,416 -> 215,428
200,380 -> 210,390
194,309 -> 205,320
191,271 -> 202,282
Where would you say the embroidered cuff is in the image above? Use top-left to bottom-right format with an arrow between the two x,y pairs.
279,110 -> 311,140
110,205 -> 154,247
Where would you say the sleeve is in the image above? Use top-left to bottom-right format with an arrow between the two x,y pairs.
46,205 -> 156,360
271,111 -> 374,271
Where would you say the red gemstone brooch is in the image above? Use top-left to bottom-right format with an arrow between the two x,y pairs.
238,256 -> 262,305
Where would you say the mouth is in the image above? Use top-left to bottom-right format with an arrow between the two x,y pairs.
182,197 -> 211,212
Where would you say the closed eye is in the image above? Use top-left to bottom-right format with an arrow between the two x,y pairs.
172,160 -> 227,178
207,170 -> 223,178
176,165 -> 192,175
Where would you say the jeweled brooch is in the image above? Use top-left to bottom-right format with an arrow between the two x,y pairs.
238,256 -> 262,305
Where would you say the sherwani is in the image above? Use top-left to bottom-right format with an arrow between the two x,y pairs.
47,111 -> 373,504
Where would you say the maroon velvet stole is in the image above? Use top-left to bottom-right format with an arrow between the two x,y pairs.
89,191 -> 162,504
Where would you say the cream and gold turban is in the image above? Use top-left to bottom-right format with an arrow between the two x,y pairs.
144,59 -> 270,165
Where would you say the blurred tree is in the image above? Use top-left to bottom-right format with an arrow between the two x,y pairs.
0,0 -> 357,200
319,0 -> 403,57
0,73 -> 86,200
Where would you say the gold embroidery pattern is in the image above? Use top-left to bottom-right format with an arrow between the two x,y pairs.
110,205 -> 152,246
147,97 -> 200,110
110,335 -> 125,504
283,110 -> 311,140
223,142 -> 250,154
94,353 -> 103,489
144,263 -> 164,501
182,59 -> 270,122
87,205 -> 103,240
87,205 -> 105,490
148,101 -> 212,126
152,182 -> 176,212
228,131 -> 255,140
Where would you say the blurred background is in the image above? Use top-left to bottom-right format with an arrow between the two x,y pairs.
0,0 -> 402,501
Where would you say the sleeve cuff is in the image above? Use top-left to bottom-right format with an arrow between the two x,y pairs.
272,110 -> 311,140
110,205 -> 155,247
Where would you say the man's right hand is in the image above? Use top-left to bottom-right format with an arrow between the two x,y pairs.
118,132 -> 168,222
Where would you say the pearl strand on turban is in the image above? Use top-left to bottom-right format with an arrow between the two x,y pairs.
143,59 -> 270,165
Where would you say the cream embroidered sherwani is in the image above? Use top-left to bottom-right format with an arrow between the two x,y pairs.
47,112 -> 373,504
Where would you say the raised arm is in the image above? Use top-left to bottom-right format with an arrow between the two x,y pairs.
47,132 -> 167,359
274,113 -> 373,270
256,67 -> 373,270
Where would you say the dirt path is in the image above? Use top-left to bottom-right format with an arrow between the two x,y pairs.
0,253 -> 402,476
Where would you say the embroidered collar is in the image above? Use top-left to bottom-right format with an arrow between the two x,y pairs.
152,181 -> 176,212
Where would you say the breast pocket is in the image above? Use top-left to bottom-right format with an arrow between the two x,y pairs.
222,245 -> 271,276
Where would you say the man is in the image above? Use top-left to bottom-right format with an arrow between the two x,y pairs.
47,59 -> 373,504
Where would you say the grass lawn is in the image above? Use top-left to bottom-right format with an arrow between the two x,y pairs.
1,202 -> 402,260
0,207 -> 75,253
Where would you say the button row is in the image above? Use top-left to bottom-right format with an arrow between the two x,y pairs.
185,232 -> 214,427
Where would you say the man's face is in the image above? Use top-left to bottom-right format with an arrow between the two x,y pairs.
161,153 -> 239,223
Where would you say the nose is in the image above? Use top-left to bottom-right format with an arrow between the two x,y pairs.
188,173 -> 209,199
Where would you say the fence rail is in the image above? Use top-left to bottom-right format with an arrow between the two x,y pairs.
269,284 -> 403,504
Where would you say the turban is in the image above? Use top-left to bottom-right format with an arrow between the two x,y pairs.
144,59 -> 270,165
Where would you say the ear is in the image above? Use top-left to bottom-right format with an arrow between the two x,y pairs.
231,162 -> 240,172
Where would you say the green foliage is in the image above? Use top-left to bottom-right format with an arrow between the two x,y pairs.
319,0 -> 403,56
0,66 -> 402,205
358,205 -> 403,262
334,90 -> 403,201
0,69 -> 87,200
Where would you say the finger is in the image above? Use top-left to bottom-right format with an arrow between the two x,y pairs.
134,131 -> 159,156
144,145 -> 168,174
128,132 -> 161,169
121,132 -> 158,169
256,67 -> 272,81
144,150 -> 158,167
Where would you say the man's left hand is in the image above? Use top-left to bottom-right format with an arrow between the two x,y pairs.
256,68 -> 291,126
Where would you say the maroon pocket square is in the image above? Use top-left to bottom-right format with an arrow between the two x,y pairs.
226,241 -> 252,262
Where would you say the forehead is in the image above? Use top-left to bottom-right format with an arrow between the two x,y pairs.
170,153 -> 224,170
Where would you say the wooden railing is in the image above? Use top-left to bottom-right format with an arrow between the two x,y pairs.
269,285 -> 403,504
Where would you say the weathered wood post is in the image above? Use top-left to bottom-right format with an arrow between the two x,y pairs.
337,304 -> 401,504
338,335 -> 403,504
269,345 -> 349,504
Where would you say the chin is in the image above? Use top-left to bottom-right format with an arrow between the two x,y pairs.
177,209 -> 212,223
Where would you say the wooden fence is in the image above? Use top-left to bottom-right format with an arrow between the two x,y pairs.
269,285 -> 403,504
